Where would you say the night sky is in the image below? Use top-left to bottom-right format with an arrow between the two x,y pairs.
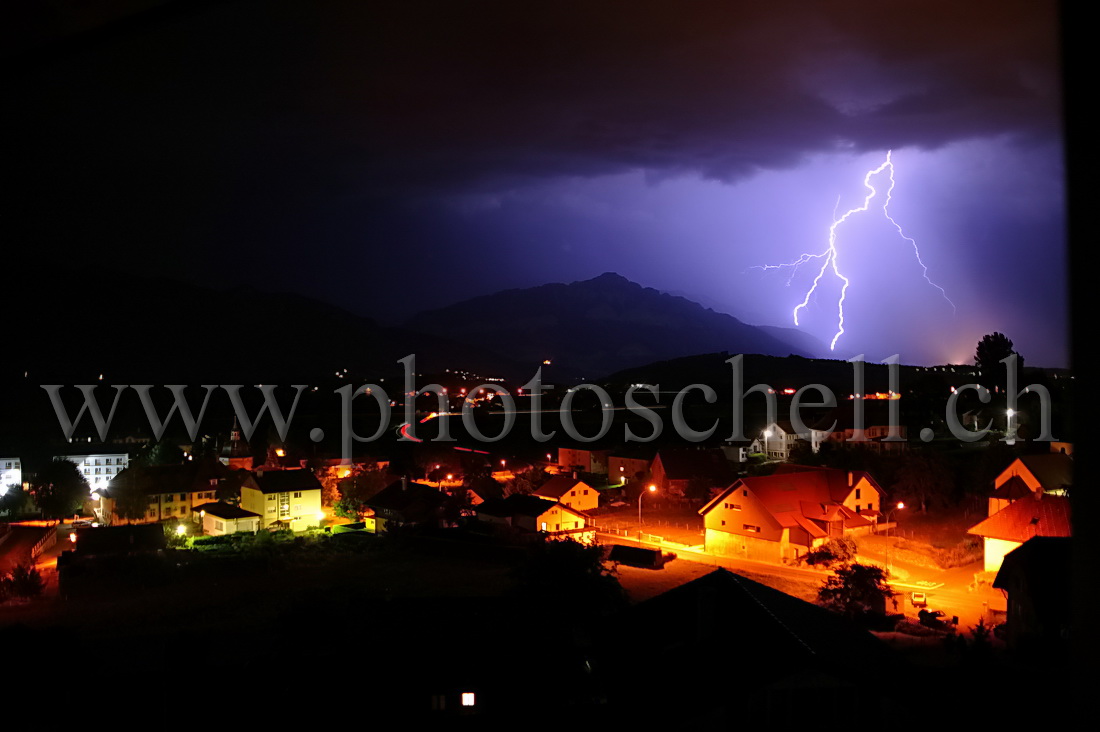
8,0 -> 1067,367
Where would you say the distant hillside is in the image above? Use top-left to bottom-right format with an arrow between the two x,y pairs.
6,268 -> 526,384
404,272 -> 816,379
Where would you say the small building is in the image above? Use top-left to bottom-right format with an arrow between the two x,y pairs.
193,501 -> 261,535
532,475 -> 599,512
475,494 -> 593,543
241,468 -> 324,531
556,447 -> 610,475
758,421 -> 806,461
968,492 -> 1071,573
364,479 -> 443,533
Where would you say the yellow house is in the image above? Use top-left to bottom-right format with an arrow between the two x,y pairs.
475,494 -> 595,543
104,461 -> 256,525
968,493 -> 1071,572
533,476 -> 600,513
241,468 -> 324,531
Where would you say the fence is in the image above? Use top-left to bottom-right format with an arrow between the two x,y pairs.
30,526 -> 57,560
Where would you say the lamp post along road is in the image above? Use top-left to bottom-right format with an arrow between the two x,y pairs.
885,502 -> 905,578
639,484 -> 656,532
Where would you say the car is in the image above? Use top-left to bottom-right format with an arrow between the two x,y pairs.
71,520 -> 93,529
918,609 -> 952,631
910,591 -> 928,608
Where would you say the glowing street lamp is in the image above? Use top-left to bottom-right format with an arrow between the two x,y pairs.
763,429 -> 773,459
885,502 -> 905,577
1006,408 -> 1017,445
639,484 -> 657,528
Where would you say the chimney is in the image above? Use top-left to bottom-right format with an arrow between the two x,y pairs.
848,471 -> 854,487
402,476 -> 408,491
573,471 -> 578,480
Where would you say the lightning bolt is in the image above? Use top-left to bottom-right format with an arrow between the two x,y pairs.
753,150 -> 955,350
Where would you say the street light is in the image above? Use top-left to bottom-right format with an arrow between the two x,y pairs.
763,429 -> 772,459
1006,408 -> 1016,445
885,502 -> 905,577
639,484 -> 656,528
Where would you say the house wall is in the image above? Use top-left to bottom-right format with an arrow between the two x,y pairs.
535,504 -> 585,533
703,485 -> 779,540
559,483 -> 599,512
983,537 -> 1022,573
608,456 -> 650,484
704,528 -> 783,563
202,513 -> 259,535
839,476 -> 880,515
241,487 -> 323,531
557,448 -> 609,474
702,484 -> 788,560
58,453 -> 130,492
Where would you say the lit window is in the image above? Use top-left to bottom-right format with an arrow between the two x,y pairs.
461,693 -> 475,707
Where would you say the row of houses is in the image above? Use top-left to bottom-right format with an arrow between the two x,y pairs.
98,460 -> 324,534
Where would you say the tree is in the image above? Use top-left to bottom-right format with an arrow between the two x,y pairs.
110,464 -> 153,523
975,332 -> 1021,392
1,484 -> 28,516
891,448 -> 955,512
512,537 -> 627,615
31,459 -> 89,518
504,475 -> 535,497
333,469 -> 388,519
138,440 -> 185,467
817,563 -> 894,619
803,536 -> 858,568
2,563 -> 45,599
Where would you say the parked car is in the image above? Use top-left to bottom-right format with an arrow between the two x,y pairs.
918,609 -> 953,631
910,591 -> 928,608
71,520 -> 93,529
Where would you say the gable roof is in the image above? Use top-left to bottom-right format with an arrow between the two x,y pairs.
193,501 -> 261,520
968,494 -> 1071,543
365,480 -> 443,521
533,475 -> 589,499
700,468 -> 879,535
252,468 -> 323,494
624,568 -> 894,663
475,494 -> 584,521
1017,453 -> 1073,491
110,459 -> 236,497
990,475 -> 1033,501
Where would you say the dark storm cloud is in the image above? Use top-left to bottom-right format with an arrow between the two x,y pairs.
10,0 -> 1061,200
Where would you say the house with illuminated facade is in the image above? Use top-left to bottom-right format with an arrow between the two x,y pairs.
968,492 -> 1071,573
56,444 -> 131,492
103,460 -> 255,525
968,452 -> 1073,572
475,494 -> 593,543
699,466 -> 883,563
532,475 -> 599,512
240,468 -> 323,531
